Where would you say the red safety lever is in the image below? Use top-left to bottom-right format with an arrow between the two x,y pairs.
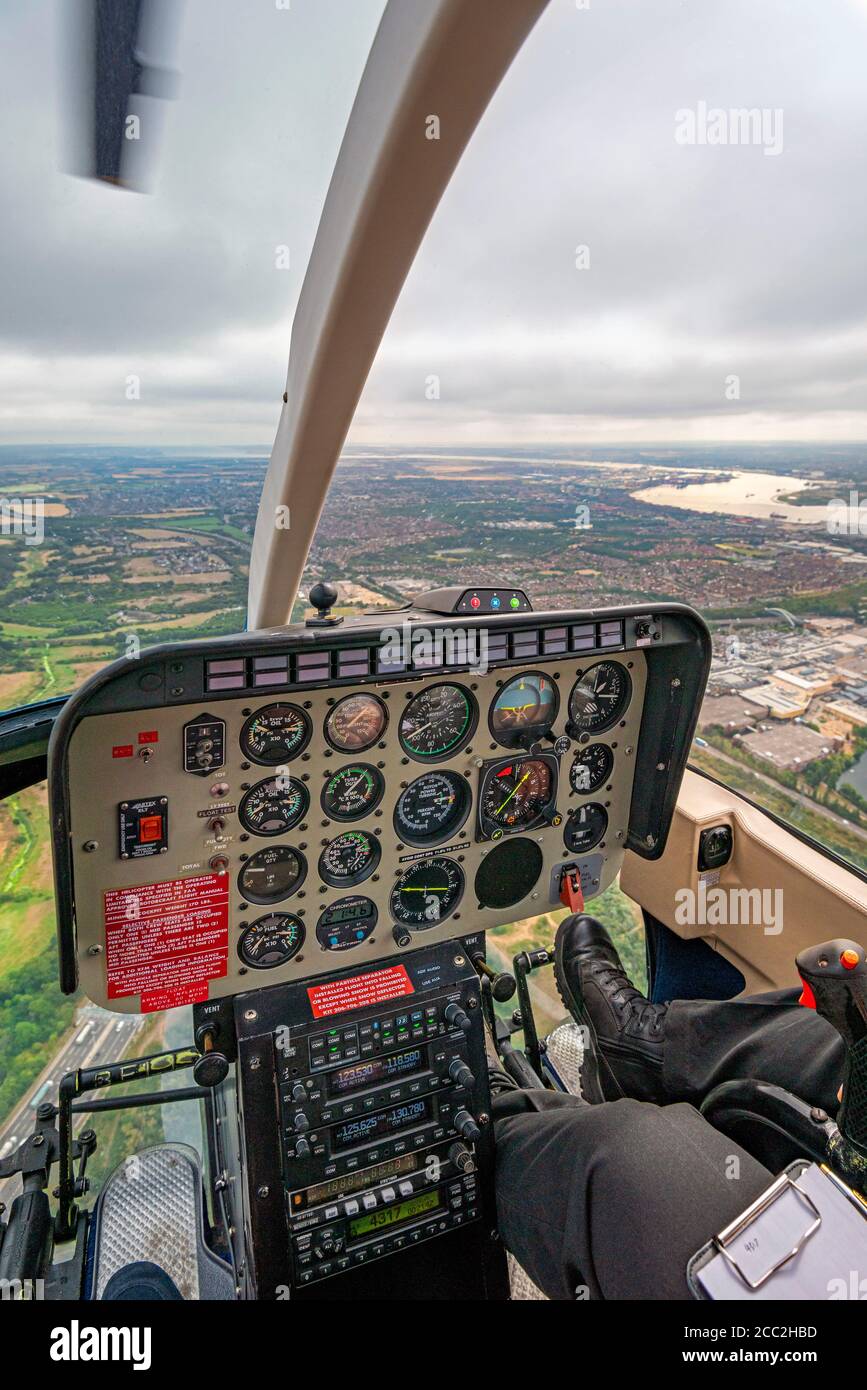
560,866 -> 584,914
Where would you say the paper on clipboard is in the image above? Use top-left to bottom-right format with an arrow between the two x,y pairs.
697,1164 -> 867,1300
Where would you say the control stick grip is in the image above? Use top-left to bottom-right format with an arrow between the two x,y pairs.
797,938 -> 867,1164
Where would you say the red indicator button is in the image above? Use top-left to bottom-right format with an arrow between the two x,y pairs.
138,814 -> 163,844
112,745 -> 134,759
138,730 -> 159,744
470,595 -> 481,609
841,949 -> 860,970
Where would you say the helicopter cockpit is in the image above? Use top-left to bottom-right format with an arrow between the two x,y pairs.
3,0 -> 867,1321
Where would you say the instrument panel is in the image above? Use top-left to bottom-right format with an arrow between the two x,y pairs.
50,601 -> 711,1012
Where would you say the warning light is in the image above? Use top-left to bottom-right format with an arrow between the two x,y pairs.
138,730 -> 159,745
490,595 -> 501,610
841,949 -> 860,970
470,595 -> 481,609
509,595 -> 521,609
138,815 -> 163,843
112,745 -> 134,759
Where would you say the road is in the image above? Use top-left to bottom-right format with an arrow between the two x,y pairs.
697,745 -> 867,839
0,1005 -> 143,1211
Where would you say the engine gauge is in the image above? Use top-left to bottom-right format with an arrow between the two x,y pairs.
564,802 -> 608,854
569,743 -> 614,794
240,703 -> 312,765
321,763 -> 385,821
316,896 -> 378,951
324,693 -> 388,753
478,756 -> 557,838
238,845 -> 307,904
238,777 -> 308,836
394,771 -> 471,847
238,913 -> 305,969
318,830 -> 381,887
567,663 -> 631,735
398,683 -> 476,762
489,671 -> 559,747
389,857 -> 464,929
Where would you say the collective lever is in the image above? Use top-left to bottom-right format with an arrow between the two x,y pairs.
797,937 -> 867,1187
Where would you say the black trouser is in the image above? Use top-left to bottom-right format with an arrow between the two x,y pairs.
493,989 -> 845,1300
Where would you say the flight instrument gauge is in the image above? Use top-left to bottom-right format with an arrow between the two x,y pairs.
394,771 -> 471,846
564,802 -> 608,854
316,896 -> 378,951
478,755 -> 557,837
569,743 -> 614,794
238,845 -> 307,904
238,913 -> 305,969
398,683 -> 477,762
324,693 -> 388,753
240,703 -> 312,764
238,777 -> 308,835
567,663 -> 631,735
318,830 -> 381,887
389,858 -> 464,929
321,764 -> 385,821
489,671 -> 559,747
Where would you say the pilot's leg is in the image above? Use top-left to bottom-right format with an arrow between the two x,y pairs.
492,1084 -> 772,1300
555,916 -> 845,1113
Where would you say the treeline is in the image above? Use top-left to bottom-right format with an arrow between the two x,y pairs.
0,944 -> 78,1120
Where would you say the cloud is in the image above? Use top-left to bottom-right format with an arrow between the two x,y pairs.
2,0 -> 867,443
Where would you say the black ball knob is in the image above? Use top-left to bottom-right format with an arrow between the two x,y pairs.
193,1049 -> 229,1088
448,1058 -> 475,1089
294,1137 -> 311,1159
309,582 -> 338,617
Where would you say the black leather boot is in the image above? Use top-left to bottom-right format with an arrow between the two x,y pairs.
554,913 -> 667,1102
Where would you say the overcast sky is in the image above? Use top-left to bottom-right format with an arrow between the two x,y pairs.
3,0 -> 867,446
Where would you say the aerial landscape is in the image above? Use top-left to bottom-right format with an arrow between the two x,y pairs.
3,438 -> 867,1164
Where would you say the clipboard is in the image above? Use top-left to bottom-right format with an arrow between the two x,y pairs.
687,1160 -> 867,1300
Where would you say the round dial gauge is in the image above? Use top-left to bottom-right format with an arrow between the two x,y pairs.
568,663 -> 632,735
394,771 -> 471,847
240,703 -> 311,765
321,763 -> 385,821
316,896 -> 378,951
489,671 -> 559,746
564,802 -> 608,854
318,830 -> 381,887
238,913 -> 305,969
324,693 -> 388,753
398,683 -> 476,762
238,845 -> 306,905
570,743 -> 614,794
238,777 -> 308,836
481,757 -> 554,832
389,857 -> 464,929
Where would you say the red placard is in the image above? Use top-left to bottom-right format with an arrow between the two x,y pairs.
307,964 -> 414,1019
104,873 -> 229,1013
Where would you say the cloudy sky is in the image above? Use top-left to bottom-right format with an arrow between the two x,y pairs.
3,0 -> 867,446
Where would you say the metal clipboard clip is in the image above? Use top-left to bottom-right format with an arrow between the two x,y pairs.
712,1172 -> 822,1291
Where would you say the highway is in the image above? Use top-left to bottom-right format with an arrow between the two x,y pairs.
0,1004 -> 144,1211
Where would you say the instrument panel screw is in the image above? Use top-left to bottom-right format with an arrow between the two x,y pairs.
82,840 -> 98,852
244,1009 -> 257,1022
453,955 -> 465,966
467,995 -> 478,1009
478,1113 -> 490,1126
257,1186 -> 269,1199
87,944 -> 102,956
671,678 -> 681,688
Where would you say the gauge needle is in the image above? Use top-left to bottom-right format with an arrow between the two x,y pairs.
495,770 -> 530,816
402,886 -> 446,892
